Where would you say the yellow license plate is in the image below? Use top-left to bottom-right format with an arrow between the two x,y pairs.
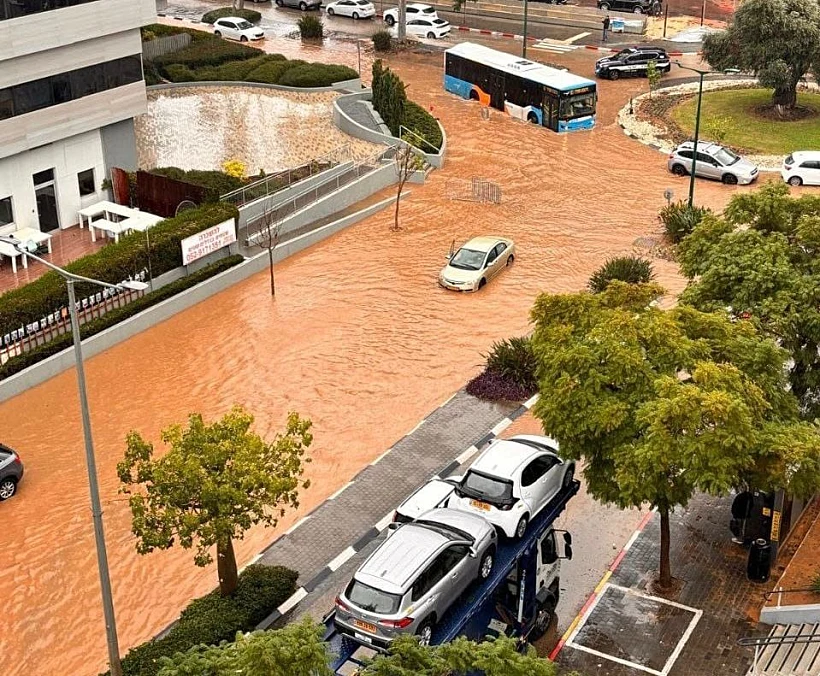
354,619 -> 377,633
471,499 -> 491,511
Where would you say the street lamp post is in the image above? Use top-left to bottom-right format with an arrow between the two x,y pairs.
0,236 -> 147,676
522,0 -> 529,58
674,62 -> 740,207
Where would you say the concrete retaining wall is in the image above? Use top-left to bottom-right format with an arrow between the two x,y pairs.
760,604 -> 820,626
147,78 -> 362,94
0,199 -> 393,403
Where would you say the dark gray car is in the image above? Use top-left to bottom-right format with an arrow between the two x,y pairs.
334,508 -> 496,648
0,444 -> 24,500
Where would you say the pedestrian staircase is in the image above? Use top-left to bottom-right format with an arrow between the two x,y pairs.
744,624 -> 820,676
530,39 -> 581,54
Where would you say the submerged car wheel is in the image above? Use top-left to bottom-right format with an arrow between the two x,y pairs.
417,619 -> 434,646
477,278 -> 487,290
385,14 -> 395,24
479,548 -> 495,580
789,176 -> 803,186
722,173 -> 739,185
0,478 -> 17,500
671,163 -> 687,176
327,6 -> 334,12
633,5 -> 643,12
214,30 -> 222,36
427,31 -> 435,38
506,254 -> 515,266
352,10 -> 359,17
240,35 -> 248,41
514,514 -> 529,540
608,70 -> 620,80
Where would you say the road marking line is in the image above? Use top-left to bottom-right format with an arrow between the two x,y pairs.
408,418 -> 426,435
277,588 -> 308,615
370,449 -> 391,465
569,642 -> 664,675
456,445 -> 479,465
594,570 -> 612,594
327,481 -> 354,500
374,511 -> 395,532
564,31 -> 590,43
523,393 -> 540,409
491,418 -> 513,436
284,515 -> 311,535
662,606 -> 703,676
327,546 -> 357,572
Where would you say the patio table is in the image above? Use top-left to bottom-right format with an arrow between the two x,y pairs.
78,201 -> 138,229
12,227 -> 53,254
0,240 -> 27,274
89,218 -> 129,243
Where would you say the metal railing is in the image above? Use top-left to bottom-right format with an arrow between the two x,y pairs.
739,626 -> 820,675
220,144 -> 354,208
764,586 -> 820,608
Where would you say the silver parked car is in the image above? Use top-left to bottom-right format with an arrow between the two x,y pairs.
0,443 -> 24,500
392,477 -> 458,525
667,141 -> 759,185
334,508 -> 497,647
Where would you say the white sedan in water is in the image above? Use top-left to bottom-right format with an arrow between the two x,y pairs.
438,236 -> 515,292
325,0 -> 376,18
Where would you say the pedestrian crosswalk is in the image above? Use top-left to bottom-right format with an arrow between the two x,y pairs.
530,39 -> 582,53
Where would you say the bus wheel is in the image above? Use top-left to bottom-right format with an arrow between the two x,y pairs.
527,112 -> 538,124
469,90 -> 479,101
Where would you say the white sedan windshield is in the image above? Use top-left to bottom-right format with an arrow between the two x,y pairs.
449,248 -> 485,271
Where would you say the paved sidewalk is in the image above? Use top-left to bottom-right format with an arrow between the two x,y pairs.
558,493 -> 769,676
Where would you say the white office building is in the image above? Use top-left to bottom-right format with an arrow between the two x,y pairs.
0,0 -> 155,236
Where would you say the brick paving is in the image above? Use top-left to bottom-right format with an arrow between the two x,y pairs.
559,493 -> 768,676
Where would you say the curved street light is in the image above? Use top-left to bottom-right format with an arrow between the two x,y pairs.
0,235 -> 147,676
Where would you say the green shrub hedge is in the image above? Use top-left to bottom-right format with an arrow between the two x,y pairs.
297,14 -> 324,39
0,255 -> 244,380
201,7 -> 262,24
277,63 -> 358,87
404,100 -> 443,151
372,29 -> 392,52
154,38 -> 261,75
0,202 -> 238,338
100,565 -> 298,676
150,167 -> 245,198
142,24 -> 212,42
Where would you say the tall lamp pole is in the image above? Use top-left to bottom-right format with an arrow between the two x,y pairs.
522,0 -> 529,58
674,62 -> 740,207
0,236 -> 147,676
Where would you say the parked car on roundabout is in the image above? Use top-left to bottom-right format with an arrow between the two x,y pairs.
668,141 -> 759,185
448,435 -> 575,539
781,151 -> 820,186
383,2 -> 438,25
334,507 -> 497,647
595,46 -> 670,80
212,17 -> 265,41
0,443 -> 24,501
325,0 -> 376,18
438,236 -> 515,292
275,0 -> 322,11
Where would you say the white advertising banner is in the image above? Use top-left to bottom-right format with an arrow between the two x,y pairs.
181,219 -> 236,266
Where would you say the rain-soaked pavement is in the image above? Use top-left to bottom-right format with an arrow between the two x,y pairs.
0,45 -> 761,675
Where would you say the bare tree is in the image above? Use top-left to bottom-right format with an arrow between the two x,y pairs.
392,139 -> 424,232
257,205 -> 282,296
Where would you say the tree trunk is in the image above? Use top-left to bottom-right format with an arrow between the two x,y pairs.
394,180 -> 403,231
397,0 -> 406,41
268,239 -> 276,296
658,506 -> 672,588
217,535 -> 239,596
234,0 -> 245,9
772,81 -> 798,115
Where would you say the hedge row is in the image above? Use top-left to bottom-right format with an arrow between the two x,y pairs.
153,38 -> 261,71
150,167 -> 245,198
404,100 -> 443,151
0,202 -> 238,337
141,24 -> 212,42
100,565 -> 298,676
0,255 -> 244,381
201,7 -> 262,24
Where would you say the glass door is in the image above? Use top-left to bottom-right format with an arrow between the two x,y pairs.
33,169 -> 59,232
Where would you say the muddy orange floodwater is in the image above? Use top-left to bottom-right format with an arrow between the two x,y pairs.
0,49 -> 751,675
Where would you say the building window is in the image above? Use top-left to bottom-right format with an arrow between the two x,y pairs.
0,196 -> 13,227
0,55 -> 143,122
33,168 -> 54,186
1,0 -> 101,22
78,169 -> 95,196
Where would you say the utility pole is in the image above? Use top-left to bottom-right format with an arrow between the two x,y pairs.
522,0 -> 529,58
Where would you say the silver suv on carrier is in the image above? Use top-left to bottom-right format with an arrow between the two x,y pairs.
667,141 -> 759,185
334,508 -> 496,648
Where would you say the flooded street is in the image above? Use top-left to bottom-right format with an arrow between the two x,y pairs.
0,48 -> 751,675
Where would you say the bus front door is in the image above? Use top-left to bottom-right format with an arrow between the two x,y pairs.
490,73 -> 505,111
544,95 -> 559,131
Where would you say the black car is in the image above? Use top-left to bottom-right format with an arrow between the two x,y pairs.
0,443 -> 24,500
595,46 -> 670,80
598,0 -> 659,13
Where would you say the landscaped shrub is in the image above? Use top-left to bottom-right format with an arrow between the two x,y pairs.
162,63 -> 196,82
142,23 -> 212,42
154,38 -> 260,74
276,63 -> 358,88
403,100 -> 442,150
150,167 -> 244,199
201,6 -> 262,24
371,59 -> 406,137
466,337 -> 539,402
659,200 -> 712,243
103,565 -> 298,676
246,58 -> 294,84
191,54 -> 271,81
588,256 -> 654,293
466,369 -> 536,402
0,202 -> 238,337
297,14 -> 324,39
142,60 -> 162,86
0,255 -> 243,381
372,29 -> 393,52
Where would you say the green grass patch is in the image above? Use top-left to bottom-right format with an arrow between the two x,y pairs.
671,89 -> 820,155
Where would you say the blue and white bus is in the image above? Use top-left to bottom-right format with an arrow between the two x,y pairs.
444,42 -> 597,132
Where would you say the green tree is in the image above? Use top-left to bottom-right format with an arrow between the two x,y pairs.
118,406 -> 313,596
646,59 -> 661,97
702,0 -> 820,113
677,182 -> 820,417
702,114 -> 733,145
530,282 -> 820,587
371,60 -> 406,137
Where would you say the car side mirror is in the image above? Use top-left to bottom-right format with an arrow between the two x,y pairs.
444,474 -> 462,485
563,532 -> 573,547
468,547 -> 478,559
564,544 -> 573,561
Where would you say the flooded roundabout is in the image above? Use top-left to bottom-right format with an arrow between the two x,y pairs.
0,48 -> 752,675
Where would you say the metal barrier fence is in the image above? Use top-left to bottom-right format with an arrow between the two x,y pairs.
242,148 -> 392,248
220,144 -> 355,209
142,33 -> 192,61
0,273 -> 148,367
446,178 -> 502,204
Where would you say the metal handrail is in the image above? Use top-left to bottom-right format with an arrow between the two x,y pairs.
764,585 -> 820,608
738,634 -> 820,648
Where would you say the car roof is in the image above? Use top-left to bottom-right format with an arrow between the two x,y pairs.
216,16 -> 248,22
408,2 -> 434,8
417,507 -> 490,541
461,236 -> 511,253
791,151 -> 820,160
356,522 -> 449,593
396,479 -> 455,518
677,141 -> 722,154
469,439 -> 543,479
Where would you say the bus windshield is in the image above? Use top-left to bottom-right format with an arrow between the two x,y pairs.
559,92 -> 595,119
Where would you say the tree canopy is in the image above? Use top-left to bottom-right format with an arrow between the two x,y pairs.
530,282 -> 820,586
702,0 -> 820,111
157,622 -> 561,676
677,182 -> 820,418
118,406 -> 313,595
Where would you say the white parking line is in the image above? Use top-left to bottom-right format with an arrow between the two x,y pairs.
285,515 -> 311,535
374,511 -> 395,532
523,393 -> 540,409
327,546 -> 357,572
455,445 -> 479,465
327,481 -> 354,501
277,587 -> 308,615
491,418 -> 513,436
564,31 -> 590,43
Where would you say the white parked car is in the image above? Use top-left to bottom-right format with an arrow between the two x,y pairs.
392,477 -> 459,525
383,2 -> 438,25
781,151 -> 820,186
213,17 -> 265,42
326,0 -> 376,18
404,17 -> 450,38
439,236 -> 515,292
448,435 -> 575,539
